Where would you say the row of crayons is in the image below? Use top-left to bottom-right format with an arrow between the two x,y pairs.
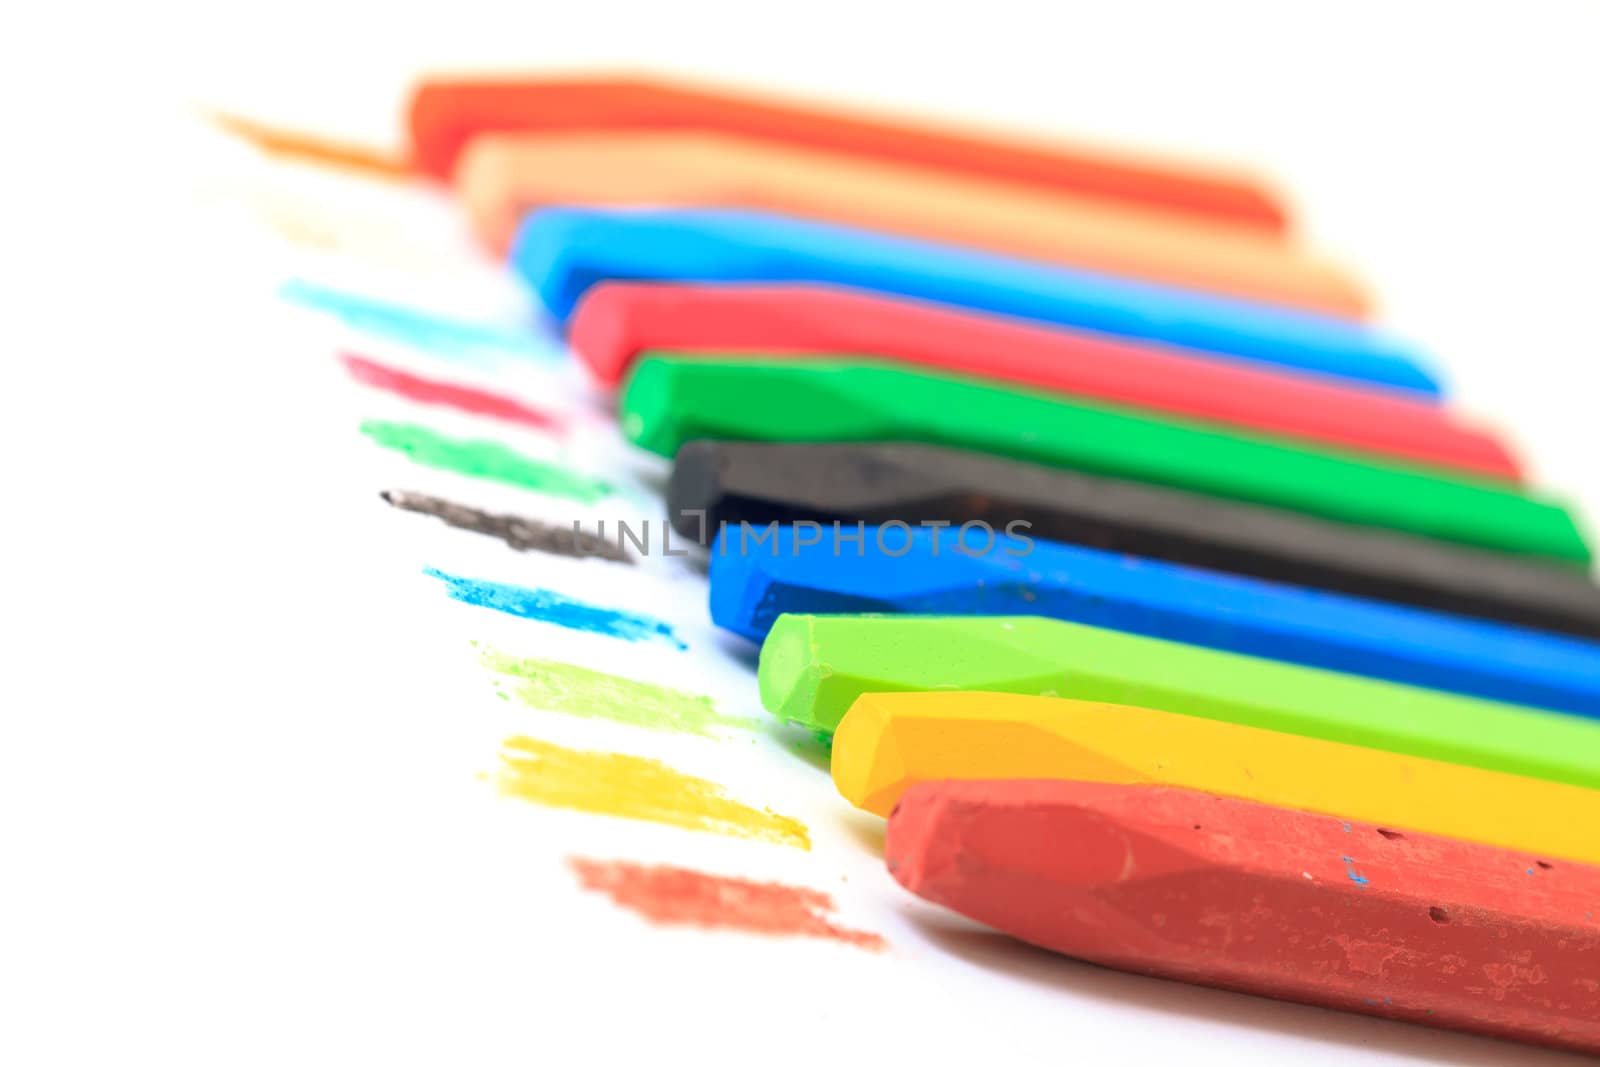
244,76 -> 1600,1053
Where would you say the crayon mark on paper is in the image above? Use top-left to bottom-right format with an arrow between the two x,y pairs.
283,279 -> 554,361
207,112 -> 410,178
342,353 -> 564,433
492,736 -> 809,849
479,646 -> 743,735
427,568 -> 684,648
382,490 -> 630,563
362,420 -> 610,502
570,858 -> 883,949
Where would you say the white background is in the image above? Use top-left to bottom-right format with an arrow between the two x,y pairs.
3,2 -> 1598,1065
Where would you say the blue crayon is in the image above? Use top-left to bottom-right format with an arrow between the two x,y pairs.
707,523 -> 1600,719
511,206 -> 1441,397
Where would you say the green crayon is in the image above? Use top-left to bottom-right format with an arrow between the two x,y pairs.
619,354 -> 1589,564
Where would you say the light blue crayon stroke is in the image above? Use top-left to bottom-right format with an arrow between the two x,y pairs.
424,567 -> 687,650
281,279 -> 560,362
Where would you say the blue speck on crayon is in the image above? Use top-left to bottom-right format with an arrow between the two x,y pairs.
423,567 -> 688,649
1343,823 -> 1351,832
1528,868 -> 1536,875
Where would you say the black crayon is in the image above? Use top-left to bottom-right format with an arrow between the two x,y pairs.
667,440 -> 1600,639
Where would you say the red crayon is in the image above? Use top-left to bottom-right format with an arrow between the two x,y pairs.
570,284 -> 1520,482
405,76 -> 1290,232
887,779 -> 1600,1055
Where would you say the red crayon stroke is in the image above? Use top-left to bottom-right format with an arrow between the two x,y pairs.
339,352 -> 564,434
570,858 -> 885,951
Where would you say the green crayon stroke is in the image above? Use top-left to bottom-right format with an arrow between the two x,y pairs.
480,646 -> 750,738
360,419 -> 610,503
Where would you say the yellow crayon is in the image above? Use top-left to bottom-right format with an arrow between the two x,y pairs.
832,692 -> 1600,865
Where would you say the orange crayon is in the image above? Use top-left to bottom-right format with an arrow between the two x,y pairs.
408,75 -> 1293,232
455,130 -> 1363,316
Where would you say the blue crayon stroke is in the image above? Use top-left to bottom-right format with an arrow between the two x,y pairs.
281,279 -> 561,363
424,567 -> 687,649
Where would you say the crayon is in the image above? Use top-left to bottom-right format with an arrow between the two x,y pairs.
407,75 -> 1290,231
704,516 -> 1586,711
572,284 -> 1510,478
623,356 -> 1587,562
716,524 -> 1600,720
513,208 -> 1437,395
887,779 -> 1600,1055
758,613 -> 1600,785
455,131 -> 1361,315
831,691 -> 1600,865
669,442 -> 1600,637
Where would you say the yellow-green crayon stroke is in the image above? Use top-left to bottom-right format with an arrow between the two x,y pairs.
480,647 -> 749,737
